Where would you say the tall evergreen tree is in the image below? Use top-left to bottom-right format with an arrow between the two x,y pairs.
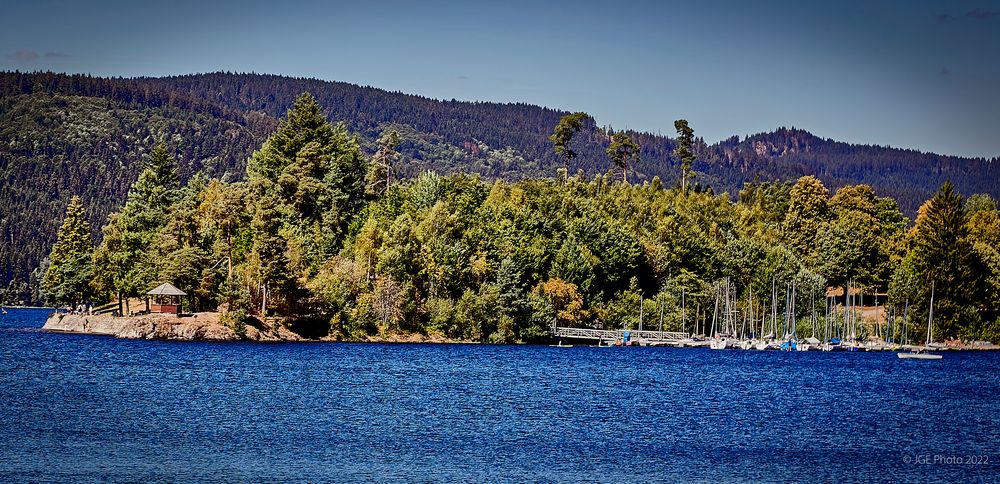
198,180 -> 249,308
549,112 -> 588,171
42,196 -> 93,306
245,92 -> 367,316
907,181 -> 980,338
91,143 -> 182,314
606,131 -> 640,184
366,129 -> 400,196
673,119 -> 696,195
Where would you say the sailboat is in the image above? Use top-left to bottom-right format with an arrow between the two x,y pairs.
709,279 -> 729,350
898,281 -> 942,360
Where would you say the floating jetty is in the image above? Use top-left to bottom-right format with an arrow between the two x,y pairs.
549,324 -> 995,352
551,326 -> 687,346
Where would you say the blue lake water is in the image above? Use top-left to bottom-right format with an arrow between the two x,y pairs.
1,307 -> 998,482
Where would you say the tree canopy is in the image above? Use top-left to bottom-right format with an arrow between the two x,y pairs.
42,196 -> 93,306
41,93 -> 1000,344
606,131 -> 640,183
549,112 -> 588,169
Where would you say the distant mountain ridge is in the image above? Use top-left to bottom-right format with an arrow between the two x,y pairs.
708,127 -> 996,208
0,70 -> 997,294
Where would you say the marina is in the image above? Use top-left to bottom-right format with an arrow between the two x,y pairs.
550,278 -> 993,355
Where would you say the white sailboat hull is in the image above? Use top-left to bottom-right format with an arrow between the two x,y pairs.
897,352 -> 942,359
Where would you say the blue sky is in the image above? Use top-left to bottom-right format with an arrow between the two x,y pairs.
3,0 -> 999,158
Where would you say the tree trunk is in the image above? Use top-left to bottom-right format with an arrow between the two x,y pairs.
226,247 -> 233,307
261,282 -> 268,317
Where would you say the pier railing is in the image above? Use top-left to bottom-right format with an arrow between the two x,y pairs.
552,326 -> 687,342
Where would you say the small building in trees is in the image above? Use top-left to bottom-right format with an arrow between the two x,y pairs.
146,283 -> 186,315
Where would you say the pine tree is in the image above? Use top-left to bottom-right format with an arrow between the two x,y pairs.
130,143 -> 181,210
606,131 -> 640,184
249,192 -> 293,316
198,180 -> 249,308
674,119 -> 697,195
366,129 -> 400,197
91,144 -> 182,314
908,181 -> 980,338
549,112 -> 588,170
43,196 -> 93,306
245,92 -> 367,316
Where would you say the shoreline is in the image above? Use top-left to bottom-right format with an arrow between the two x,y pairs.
43,312 -> 294,342
38,312 -> 1000,350
40,312 -> 467,344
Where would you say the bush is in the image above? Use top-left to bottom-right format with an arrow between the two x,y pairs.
424,297 -> 455,337
220,308 -> 248,339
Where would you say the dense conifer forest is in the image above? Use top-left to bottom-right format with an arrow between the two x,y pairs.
1,71 -> 998,322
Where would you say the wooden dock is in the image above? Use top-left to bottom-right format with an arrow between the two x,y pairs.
552,326 -> 688,342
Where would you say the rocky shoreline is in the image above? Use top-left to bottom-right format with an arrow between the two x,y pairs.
42,312 -> 463,343
42,312 -> 302,342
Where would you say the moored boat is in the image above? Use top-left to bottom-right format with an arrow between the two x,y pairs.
898,281 -> 943,360
709,338 -> 728,350
897,350 -> 941,360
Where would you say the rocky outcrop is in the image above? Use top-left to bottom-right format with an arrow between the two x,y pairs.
43,312 -> 303,342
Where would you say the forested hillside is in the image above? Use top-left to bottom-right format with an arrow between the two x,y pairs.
704,129 -> 997,215
38,94 -> 1000,344
1,71 -> 997,303
0,76 -> 272,300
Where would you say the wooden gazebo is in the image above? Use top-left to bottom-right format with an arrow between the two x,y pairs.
146,283 -> 187,315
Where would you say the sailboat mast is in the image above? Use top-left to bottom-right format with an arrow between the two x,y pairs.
903,298 -> 909,346
824,293 -> 830,342
658,294 -> 664,333
926,280 -> 935,346
811,286 -> 816,339
725,278 -> 732,335
639,295 -> 644,332
771,278 -> 777,339
783,284 -> 789,338
791,280 -> 797,339
710,282 -> 719,338
845,280 -> 850,341
681,287 -> 686,334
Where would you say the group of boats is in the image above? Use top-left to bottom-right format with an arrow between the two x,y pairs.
598,335 -> 942,357
699,278 -> 943,358
576,278 -> 946,359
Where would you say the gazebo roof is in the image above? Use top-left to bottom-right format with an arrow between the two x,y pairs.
146,283 -> 187,297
